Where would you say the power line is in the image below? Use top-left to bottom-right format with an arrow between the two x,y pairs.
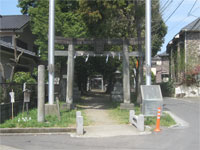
160,0 -> 173,15
165,0 -> 185,23
166,0 -> 199,32
160,0 -> 170,12
192,6 -> 200,14
188,0 -> 198,16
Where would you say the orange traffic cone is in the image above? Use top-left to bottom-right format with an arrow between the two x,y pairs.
154,107 -> 161,132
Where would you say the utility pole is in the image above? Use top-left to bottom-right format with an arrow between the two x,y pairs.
48,0 -> 55,104
145,0 -> 152,85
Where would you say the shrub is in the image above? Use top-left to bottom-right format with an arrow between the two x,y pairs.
160,80 -> 174,97
13,72 -> 36,84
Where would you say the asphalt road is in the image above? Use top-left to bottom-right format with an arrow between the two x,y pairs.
0,97 -> 199,150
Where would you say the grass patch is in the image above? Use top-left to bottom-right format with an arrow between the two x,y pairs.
108,103 -> 141,124
109,107 -> 129,124
108,102 -> 129,124
145,113 -> 176,127
0,106 -> 91,128
108,103 -> 176,127
80,109 -> 93,126
0,108 -> 76,128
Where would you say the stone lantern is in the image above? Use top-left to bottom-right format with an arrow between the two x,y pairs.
111,70 -> 123,102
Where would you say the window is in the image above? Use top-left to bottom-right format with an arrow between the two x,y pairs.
16,39 -> 28,49
156,61 -> 162,65
0,36 -> 12,44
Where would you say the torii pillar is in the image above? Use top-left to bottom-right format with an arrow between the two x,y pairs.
62,43 -> 75,110
120,39 -> 134,110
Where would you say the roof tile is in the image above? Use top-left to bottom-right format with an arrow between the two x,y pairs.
0,15 -> 30,30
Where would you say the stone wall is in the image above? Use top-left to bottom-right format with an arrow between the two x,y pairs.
175,85 -> 200,97
185,31 -> 200,71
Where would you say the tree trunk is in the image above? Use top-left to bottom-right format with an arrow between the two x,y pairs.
9,35 -> 24,82
135,0 -> 144,104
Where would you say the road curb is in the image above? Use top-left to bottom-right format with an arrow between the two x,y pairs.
0,127 -> 76,135
164,111 -> 189,128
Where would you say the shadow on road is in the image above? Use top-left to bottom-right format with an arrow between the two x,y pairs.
75,90 -> 117,110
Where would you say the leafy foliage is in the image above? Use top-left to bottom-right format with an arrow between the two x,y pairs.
13,72 -> 36,84
160,80 -> 175,97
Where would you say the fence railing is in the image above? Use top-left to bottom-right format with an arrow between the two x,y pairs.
0,83 -> 38,104
0,83 -> 38,123
0,83 -> 61,123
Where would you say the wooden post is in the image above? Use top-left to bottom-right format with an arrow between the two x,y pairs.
9,90 -> 15,119
12,103 -> 14,120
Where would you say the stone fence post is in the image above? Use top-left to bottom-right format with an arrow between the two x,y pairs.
38,65 -> 45,122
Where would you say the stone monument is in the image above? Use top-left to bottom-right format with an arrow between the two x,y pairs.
141,85 -> 163,116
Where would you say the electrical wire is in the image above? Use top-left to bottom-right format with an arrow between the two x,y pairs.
160,0 -> 170,12
188,0 -> 198,16
160,0 -> 173,15
165,0 -> 185,22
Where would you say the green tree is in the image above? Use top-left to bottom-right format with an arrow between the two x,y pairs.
18,0 -> 167,95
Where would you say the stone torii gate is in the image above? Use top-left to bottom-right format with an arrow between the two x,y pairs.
55,36 -> 143,109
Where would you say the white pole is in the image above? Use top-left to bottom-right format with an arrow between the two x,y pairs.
145,0 -> 152,85
48,0 -> 55,104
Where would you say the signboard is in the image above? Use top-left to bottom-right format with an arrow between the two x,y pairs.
24,91 -> 31,103
141,85 -> 163,116
9,91 -> 15,103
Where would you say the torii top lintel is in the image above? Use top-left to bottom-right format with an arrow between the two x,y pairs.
55,36 -> 144,46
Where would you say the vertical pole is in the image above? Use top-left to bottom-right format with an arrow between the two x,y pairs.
145,0 -> 152,85
123,40 -> 131,103
48,0 -> 55,105
101,78 -> 104,92
38,65 -> 45,122
66,44 -> 74,104
12,103 -> 14,119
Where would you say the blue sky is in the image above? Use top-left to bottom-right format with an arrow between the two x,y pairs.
0,0 -> 200,54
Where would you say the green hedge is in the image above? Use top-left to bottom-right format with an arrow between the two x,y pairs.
160,81 -> 174,97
